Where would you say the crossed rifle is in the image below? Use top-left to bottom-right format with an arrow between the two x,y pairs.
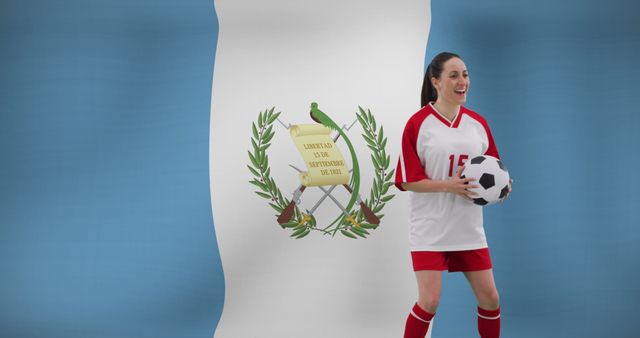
276,116 -> 380,226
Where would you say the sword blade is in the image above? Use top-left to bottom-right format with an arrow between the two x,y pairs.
309,184 -> 338,214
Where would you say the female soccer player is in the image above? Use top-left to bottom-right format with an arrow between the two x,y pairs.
395,52 -> 510,338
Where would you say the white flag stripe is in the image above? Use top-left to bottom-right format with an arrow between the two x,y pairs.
210,1 -> 430,337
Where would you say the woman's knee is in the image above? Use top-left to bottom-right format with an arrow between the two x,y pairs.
417,293 -> 440,314
415,270 -> 442,313
478,290 -> 500,310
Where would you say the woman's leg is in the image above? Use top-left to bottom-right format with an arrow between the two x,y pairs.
416,270 -> 443,313
404,270 -> 442,338
464,269 -> 501,338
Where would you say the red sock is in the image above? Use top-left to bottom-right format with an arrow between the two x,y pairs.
477,306 -> 500,338
404,303 -> 435,338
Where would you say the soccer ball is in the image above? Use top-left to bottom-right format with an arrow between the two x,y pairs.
461,155 -> 510,206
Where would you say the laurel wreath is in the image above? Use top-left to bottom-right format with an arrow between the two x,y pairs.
248,106 -> 395,239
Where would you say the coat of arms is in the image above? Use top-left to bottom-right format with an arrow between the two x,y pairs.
247,102 -> 395,239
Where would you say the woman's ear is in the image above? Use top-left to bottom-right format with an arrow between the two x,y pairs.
431,77 -> 439,93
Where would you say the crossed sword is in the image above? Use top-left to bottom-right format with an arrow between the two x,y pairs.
276,118 -> 380,226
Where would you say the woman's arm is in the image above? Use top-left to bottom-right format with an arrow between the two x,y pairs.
401,167 -> 480,199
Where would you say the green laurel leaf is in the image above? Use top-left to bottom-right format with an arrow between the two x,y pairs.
375,151 -> 384,171
269,203 -> 283,213
267,111 -> 281,124
362,134 -> 377,148
381,182 -> 391,195
385,169 -> 395,181
350,227 -> 368,238
291,227 -> 307,237
249,179 -> 268,191
372,177 -> 380,197
292,224 -> 305,231
371,154 -> 381,172
252,122 -> 259,140
267,176 -> 276,193
358,106 -> 368,122
368,110 -> 376,130
282,221 -> 299,228
353,226 -> 370,235
381,195 -> 394,202
255,191 -> 272,199
341,229 -> 357,239
263,129 -> 275,144
356,112 -> 367,128
294,229 -> 311,239
263,125 -> 273,140
277,190 -> 284,205
248,165 -> 260,178
248,151 -> 259,168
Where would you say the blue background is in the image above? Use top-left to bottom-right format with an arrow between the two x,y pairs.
0,1 -> 223,337
427,1 -> 640,337
1,0 -> 639,337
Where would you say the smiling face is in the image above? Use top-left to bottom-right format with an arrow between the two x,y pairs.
431,57 -> 470,106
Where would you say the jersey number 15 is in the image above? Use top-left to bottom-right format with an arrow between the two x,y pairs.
448,154 -> 469,177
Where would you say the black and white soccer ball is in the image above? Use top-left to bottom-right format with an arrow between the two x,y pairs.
461,155 -> 510,206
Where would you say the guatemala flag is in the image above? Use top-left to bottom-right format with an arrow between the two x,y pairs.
2,1 -> 639,338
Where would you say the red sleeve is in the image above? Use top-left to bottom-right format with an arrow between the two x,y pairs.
482,120 -> 499,159
395,117 -> 428,191
463,108 -> 500,159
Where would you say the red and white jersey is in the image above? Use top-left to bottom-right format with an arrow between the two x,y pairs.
395,102 -> 499,251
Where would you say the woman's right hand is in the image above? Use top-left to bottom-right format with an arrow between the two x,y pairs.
445,166 -> 480,200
